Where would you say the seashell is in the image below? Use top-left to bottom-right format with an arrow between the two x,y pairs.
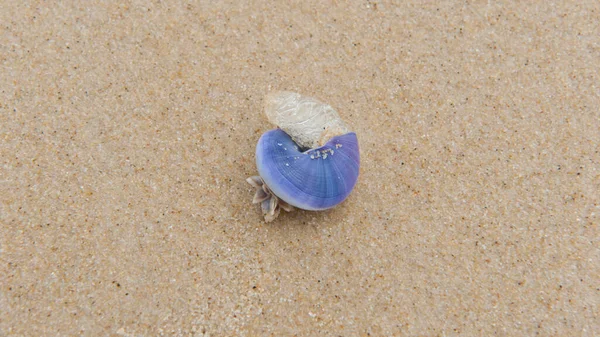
247,91 -> 360,222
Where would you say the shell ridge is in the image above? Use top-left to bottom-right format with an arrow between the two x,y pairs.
286,133 -> 358,201
293,155 -> 351,200
333,134 -> 360,164
329,152 -> 348,202
324,138 -> 359,170
266,137 -> 310,202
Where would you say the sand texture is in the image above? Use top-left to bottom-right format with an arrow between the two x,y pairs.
1,1 -> 599,336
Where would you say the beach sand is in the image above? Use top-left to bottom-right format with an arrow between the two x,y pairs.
1,1 -> 598,335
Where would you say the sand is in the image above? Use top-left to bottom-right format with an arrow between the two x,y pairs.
1,1 -> 598,336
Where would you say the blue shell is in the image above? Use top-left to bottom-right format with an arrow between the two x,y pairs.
256,128 -> 360,211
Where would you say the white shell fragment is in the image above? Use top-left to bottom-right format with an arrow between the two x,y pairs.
264,91 -> 351,149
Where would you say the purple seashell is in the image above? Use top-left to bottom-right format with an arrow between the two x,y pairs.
247,91 -> 360,222
256,129 -> 360,211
